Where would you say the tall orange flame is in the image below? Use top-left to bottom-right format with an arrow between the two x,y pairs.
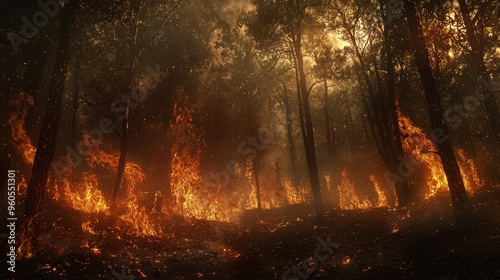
335,170 -> 389,210
370,175 -> 389,208
456,149 -> 483,194
245,161 -> 259,209
338,169 -> 372,210
8,93 -> 36,164
61,172 -> 110,214
397,109 -> 447,198
283,180 -> 307,205
397,108 -> 482,197
170,89 -> 227,221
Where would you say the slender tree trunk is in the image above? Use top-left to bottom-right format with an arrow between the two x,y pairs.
457,0 -> 499,145
403,0 -> 475,228
293,32 -> 323,218
19,0 -> 79,257
253,157 -> 262,210
345,92 -> 356,155
70,57 -> 80,140
381,2 -> 412,205
324,79 -> 334,159
290,43 -> 308,147
113,104 -> 129,204
112,2 -> 140,208
282,84 -> 300,186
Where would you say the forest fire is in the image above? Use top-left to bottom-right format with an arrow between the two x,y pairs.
168,90 -> 310,221
2,0 -> 498,278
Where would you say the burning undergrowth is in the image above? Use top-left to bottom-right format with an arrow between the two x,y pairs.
397,108 -> 484,198
325,167 -> 393,211
50,136 -> 162,238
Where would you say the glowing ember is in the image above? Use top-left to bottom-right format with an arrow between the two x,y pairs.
8,93 -> 36,164
342,256 -> 351,265
17,176 -> 28,196
82,220 -> 97,235
391,223 -> 399,234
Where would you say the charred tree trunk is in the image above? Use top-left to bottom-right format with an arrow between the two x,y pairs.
113,104 -> 129,205
70,57 -> 80,140
292,28 -> 323,218
380,1 -> 412,206
345,91 -> 356,155
323,79 -> 335,159
403,0 -> 475,227
282,84 -> 300,187
253,157 -> 262,210
290,43 -> 308,148
112,1 -> 141,207
19,0 -> 78,257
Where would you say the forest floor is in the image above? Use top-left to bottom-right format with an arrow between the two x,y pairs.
2,184 -> 499,280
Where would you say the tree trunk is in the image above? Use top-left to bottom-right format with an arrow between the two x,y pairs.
457,0 -> 499,145
324,79 -> 335,159
19,0 -> 78,258
381,2 -> 412,206
282,84 -> 300,187
112,105 -> 129,205
403,0 -> 475,228
293,31 -> 323,218
345,91 -> 356,155
112,2 -> 141,208
253,157 -> 262,210
290,43 -> 308,148
70,57 -> 80,140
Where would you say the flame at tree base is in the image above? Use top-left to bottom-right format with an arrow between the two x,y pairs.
397,108 -> 483,198
51,137 -> 161,237
9,93 -> 36,164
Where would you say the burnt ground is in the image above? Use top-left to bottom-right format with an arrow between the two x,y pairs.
2,185 -> 499,280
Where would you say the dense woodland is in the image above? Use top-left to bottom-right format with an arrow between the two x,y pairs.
0,0 -> 499,279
